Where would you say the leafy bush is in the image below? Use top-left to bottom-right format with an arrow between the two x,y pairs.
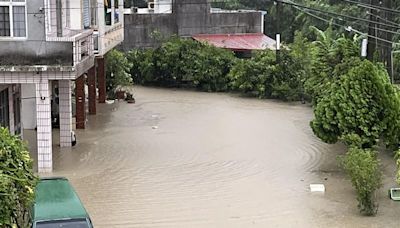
340,147 -> 382,215
228,51 -> 275,98
127,37 -> 235,91
304,26 -> 360,103
228,49 -> 304,101
311,60 -> 400,148
105,49 -> 133,98
0,128 -> 38,227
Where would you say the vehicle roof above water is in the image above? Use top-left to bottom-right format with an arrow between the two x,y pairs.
33,177 -> 89,222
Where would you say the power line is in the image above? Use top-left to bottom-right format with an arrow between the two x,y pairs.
296,7 -> 400,37
293,5 -> 396,46
339,0 -> 400,15
276,0 -> 400,30
366,11 -> 400,27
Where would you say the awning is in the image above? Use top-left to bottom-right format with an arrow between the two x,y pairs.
192,33 -> 276,51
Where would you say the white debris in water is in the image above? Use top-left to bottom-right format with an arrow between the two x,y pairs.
105,100 -> 115,104
152,126 -> 158,129
151,114 -> 158,118
310,184 -> 325,192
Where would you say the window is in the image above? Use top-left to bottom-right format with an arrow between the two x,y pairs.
0,0 -> 26,38
0,88 -> 9,129
36,219 -> 91,228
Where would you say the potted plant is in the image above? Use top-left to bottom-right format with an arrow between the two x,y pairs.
125,92 -> 135,103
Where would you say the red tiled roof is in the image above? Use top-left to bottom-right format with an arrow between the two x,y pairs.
192,33 -> 276,51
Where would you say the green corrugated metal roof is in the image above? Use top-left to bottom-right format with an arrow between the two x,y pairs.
33,178 -> 89,222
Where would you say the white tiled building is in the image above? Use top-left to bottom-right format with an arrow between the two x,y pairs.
0,0 -> 124,172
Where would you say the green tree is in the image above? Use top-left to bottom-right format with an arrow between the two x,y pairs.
127,37 -> 235,91
340,147 -> 382,215
228,48 -> 305,101
228,50 -> 276,98
311,60 -> 400,148
0,128 -> 38,227
105,49 -> 133,98
305,26 -> 361,103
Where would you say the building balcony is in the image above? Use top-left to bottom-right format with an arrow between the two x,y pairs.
93,0 -> 124,57
94,23 -> 124,56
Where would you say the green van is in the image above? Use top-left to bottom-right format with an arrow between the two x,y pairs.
32,177 -> 93,228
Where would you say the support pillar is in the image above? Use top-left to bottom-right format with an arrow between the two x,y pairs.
35,81 -> 52,173
75,75 -> 86,129
97,57 -> 106,103
88,66 -> 97,115
58,80 -> 72,147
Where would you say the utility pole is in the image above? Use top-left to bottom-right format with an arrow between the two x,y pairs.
275,0 -> 281,63
367,0 -> 379,60
384,0 -> 393,82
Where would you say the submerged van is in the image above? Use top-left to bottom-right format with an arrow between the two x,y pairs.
33,177 -> 93,228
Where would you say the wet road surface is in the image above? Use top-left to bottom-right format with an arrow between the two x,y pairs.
35,87 -> 399,227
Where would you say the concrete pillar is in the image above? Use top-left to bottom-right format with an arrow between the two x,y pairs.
75,75 -> 86,129
97,57 -> 106,103
35,81 -> 52,173
58,80 -> 72,147
88,66 -> 97,115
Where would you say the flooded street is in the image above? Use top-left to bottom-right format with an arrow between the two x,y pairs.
41,87 -> 399,227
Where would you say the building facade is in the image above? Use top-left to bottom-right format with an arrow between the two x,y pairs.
122,0 -> 265,49
0,0 -> 124,172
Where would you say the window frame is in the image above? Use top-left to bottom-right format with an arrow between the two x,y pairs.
0,0 -> 27,40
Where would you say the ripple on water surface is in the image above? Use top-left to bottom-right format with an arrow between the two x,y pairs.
50,87 -> 399,228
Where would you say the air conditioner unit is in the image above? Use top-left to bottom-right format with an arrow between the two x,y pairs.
148,0 -> 155,9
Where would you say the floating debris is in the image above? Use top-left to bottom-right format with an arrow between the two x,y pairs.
152,126 -> 158,129
389,188 -> 400,201
310,184 -> 325,192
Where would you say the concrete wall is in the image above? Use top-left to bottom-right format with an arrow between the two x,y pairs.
123,13 -> 177,49
0,0 -> 73,66
122,0 -> 263,50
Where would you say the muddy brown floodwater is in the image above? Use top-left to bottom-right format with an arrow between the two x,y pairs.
34,86 -> 399,227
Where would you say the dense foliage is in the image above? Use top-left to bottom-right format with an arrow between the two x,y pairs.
127,37 -> 235,92
311,60 -> 400,149
105,49 -> 133,98
0,128 -> 37,227
308,28 -> 400,215
304,26 -> 360,103
228,49 -> 304,101
340,147 -> 382,215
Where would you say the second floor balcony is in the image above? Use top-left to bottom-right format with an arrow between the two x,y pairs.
45,0 -> 124,57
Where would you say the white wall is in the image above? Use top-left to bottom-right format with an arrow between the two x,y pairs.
69,0 -> 83,30
155,0 -> 172,13
21,84 -> 37,130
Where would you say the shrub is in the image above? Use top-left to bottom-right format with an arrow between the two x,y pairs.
0,128 -> 38,227
311,60 -> 400,148
340,147 -> 382,215
229,50 -> 275,98
229,49 -> 304,101
127,37 -> 235,91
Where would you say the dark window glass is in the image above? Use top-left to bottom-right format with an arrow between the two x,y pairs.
0,89 -> 9,128
36,219 -> 90,228
0,6 -> 10,37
